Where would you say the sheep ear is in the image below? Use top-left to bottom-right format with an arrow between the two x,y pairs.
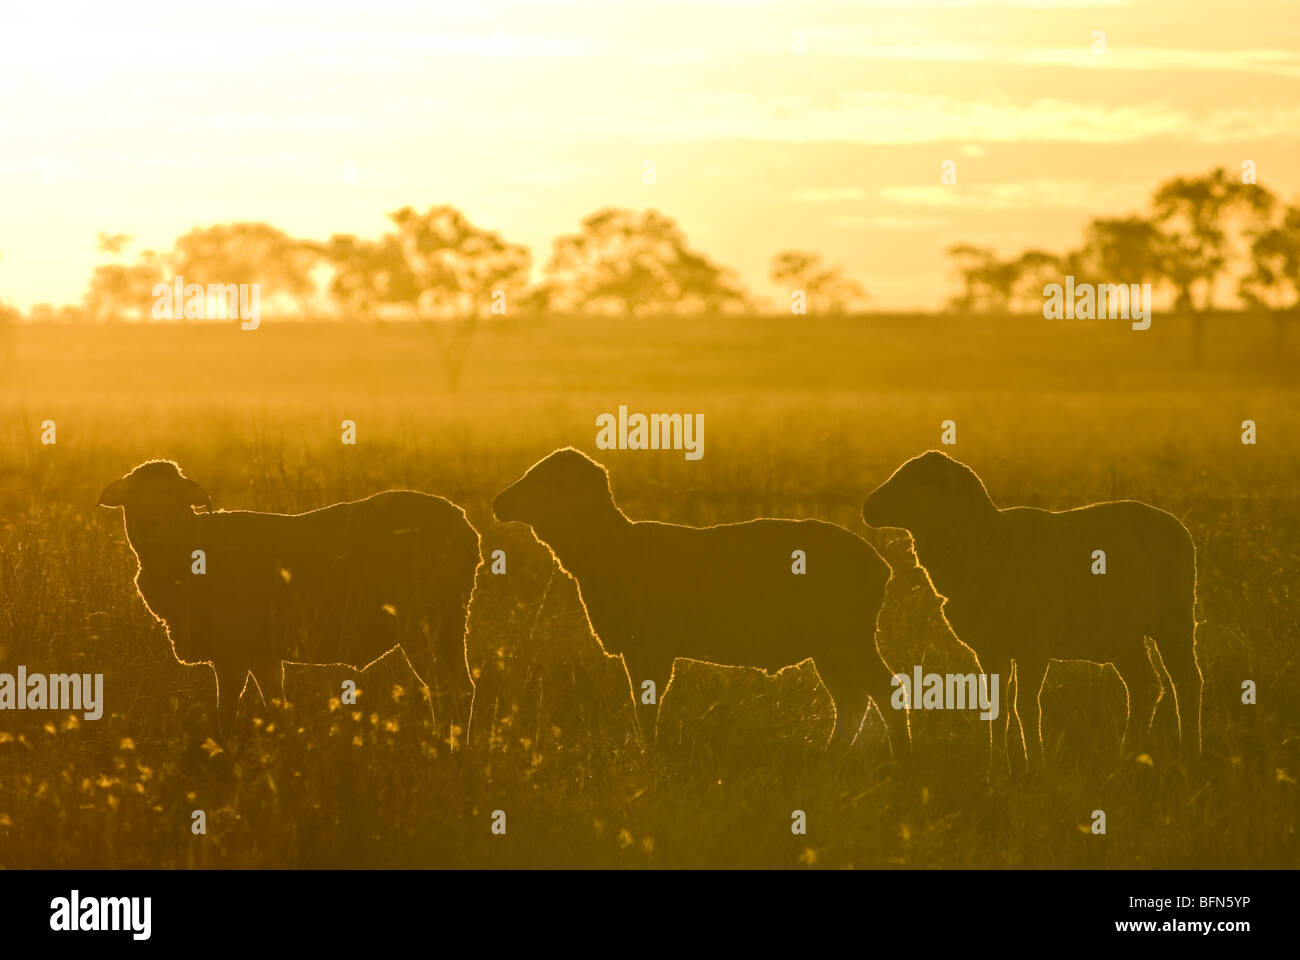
98,478 -> 130,508
183,478 -> 211,508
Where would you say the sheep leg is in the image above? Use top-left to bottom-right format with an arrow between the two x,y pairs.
1112,643 -> 1161,757
622,654 -> 670,750
399,646 -> 439,737
1151,628 -> 1202,757
818,656 -> 907,755
251,656 -> 285,710
1014,656 -> 1049,773
817,663 -> 871,750
864,658 -> 911,757
432,606 -> 476,742
992,661 -> 1017,776
402,609 -> 475,748
213,662 -> 248,740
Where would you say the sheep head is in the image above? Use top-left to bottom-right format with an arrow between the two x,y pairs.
99,461 -> 210,543
862,450 -> 994,533
493,447 -> 617,534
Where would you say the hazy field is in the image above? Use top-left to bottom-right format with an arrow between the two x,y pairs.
0,312 -> 1296,868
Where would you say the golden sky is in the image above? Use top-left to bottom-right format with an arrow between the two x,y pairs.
2,0 -> 1299,311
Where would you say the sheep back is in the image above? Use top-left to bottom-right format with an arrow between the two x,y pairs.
137,491 -> 480,670
937,499 -> 1195,663
571,517 -> 889,673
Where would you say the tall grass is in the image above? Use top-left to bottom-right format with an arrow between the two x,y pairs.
0,313 -> 1296,866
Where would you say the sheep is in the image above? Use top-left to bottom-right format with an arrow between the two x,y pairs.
492,447 -> 907,754
98,460 -> 481,742
861,450 -> 1201,771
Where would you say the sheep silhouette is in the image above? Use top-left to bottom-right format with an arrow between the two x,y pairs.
99,460 -> 481,742
492,447 -> 908,754
862,450 -> 1201,769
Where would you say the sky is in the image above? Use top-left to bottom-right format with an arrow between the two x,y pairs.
2,0 -> 1299,311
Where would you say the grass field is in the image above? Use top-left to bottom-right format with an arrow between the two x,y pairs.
0,312 -> 1296,868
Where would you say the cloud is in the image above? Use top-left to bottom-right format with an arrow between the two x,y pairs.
830,214 -> 954,229
791,187 -> 867,202
829,42 -> 1300,78
644,92 -> 1296,144
879,180 -> 1131,209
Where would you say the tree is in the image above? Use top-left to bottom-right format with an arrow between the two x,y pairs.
544,208 -> 748,316
769,250 -> 866,315
673,245 -> 751,314
945,243 -> 989,312
96,233 -> 132,256
0,259 -> 17,368
169,222 -> 319,316
1151,167 -> 1275,364
385,205 -> 532,388
387,205 -> 531,321
311,233 -> 414,322
1240,204 -> 1300,310
1083,216 -> 1163,317
1085,217 -> 1162,280
986,260 -> 1020,313
1151,167 -> 1275,313
1009,249 -> 1064,313
944,244 -> 1016,313
1239,203 -> 1300,346
83,234 -> 164,323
